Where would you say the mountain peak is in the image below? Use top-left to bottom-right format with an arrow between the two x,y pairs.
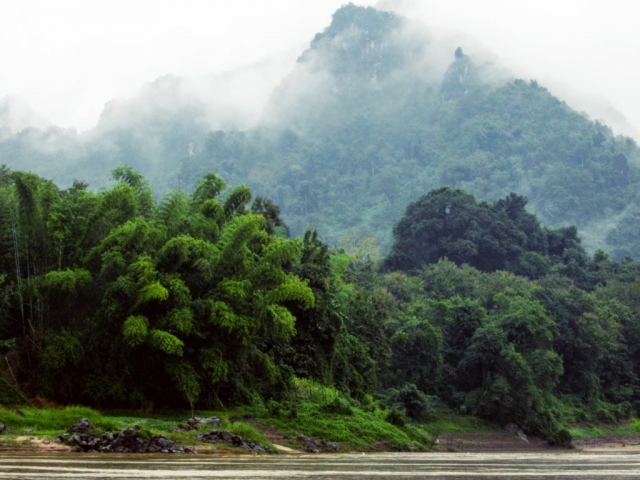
310,4 -> 401,46
299,4 -> 405,79
441,47 -> 477,101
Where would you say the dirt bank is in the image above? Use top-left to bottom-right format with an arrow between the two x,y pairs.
434,430 -> 640,451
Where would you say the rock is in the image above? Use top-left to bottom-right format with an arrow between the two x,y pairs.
156,437 -> 173,449
204,417 -> 222,426
0,422 -> 5,434
56,421 -> 189,454
67,418 -> 92,434
296,434 -> 337,453
321,440 -> 338,451
42,440 -> 50,445
180,416 -> 222,431
192,428 -> 273,454
505,423 -> 529,443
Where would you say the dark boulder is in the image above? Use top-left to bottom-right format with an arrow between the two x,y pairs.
58,419 -> 194,454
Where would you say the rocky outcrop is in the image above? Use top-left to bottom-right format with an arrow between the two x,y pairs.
296,434 -> 338,453
57,419 -> 194,454
195,429 -> 275,454
177,416 -> 221,431
505,423 -> 529,443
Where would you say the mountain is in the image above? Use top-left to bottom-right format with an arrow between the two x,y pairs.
1,4 -> 639,259
181,5 -> 639,258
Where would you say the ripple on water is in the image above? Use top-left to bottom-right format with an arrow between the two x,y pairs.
0,451 -> 640,479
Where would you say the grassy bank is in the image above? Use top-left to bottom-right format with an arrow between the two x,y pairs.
0,404 -> 436,453
569,420 -> 640,441
0,379 -> 500,452
7,403 -> 638,453
10,379 -> 608,453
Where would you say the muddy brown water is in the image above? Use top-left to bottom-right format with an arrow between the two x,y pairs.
1,451 -> 640,479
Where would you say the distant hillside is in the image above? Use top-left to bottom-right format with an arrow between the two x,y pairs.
0,4 -> 639,259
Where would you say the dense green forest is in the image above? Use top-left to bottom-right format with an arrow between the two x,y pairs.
1,5 -> 640,259
3,3 -> 640,447
2,166 -> 640,446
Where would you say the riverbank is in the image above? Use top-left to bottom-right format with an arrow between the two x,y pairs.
2,430 -> 640,454
3,433 -> 640,455
2,404 -> 640,454
0,404 -> 432,454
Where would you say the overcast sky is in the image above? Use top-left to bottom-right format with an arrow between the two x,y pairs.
1,0 -> 639,139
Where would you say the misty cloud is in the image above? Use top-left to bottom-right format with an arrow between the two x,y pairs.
97,53 -> 300,133
381,0 -> 640,141
0,95 -> 51,133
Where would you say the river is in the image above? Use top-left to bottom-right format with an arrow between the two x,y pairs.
1,451 -> 639,478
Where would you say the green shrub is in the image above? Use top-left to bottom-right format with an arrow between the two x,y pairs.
292,378 -> 341,404
136,427 -> 153,440
359,394 -> 377,412
382,384 -> 430,420
385,408 -> 406,427
267,399 -> 283,417
320,397 -> 353,415
227,421 -> 272,447
630,418 -> 640,433
548,428 -> 573,447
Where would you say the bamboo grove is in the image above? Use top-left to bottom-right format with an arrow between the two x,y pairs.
3,166 -> 640,445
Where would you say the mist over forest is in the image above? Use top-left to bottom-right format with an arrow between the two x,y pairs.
1,4 -> 639,260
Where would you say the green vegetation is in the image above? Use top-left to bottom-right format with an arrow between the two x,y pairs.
0,406 -> 117,435
568,419 -> 640,440
251,379 -> 435,451
3,5 -> 640,451
2,164 -> 640,448
0,379 -> 440,452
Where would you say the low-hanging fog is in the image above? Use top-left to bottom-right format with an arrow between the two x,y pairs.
2,0 -> 640,260
0,0 -> 638,139
388,0 -> 640,139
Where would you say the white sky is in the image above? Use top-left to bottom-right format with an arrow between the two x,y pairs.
1,0 -> 639,139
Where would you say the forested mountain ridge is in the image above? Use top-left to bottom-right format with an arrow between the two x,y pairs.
1,4 -> 639,258
182,5 -> 640,257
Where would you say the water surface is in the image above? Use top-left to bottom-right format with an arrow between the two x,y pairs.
1,451 -> 639,479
